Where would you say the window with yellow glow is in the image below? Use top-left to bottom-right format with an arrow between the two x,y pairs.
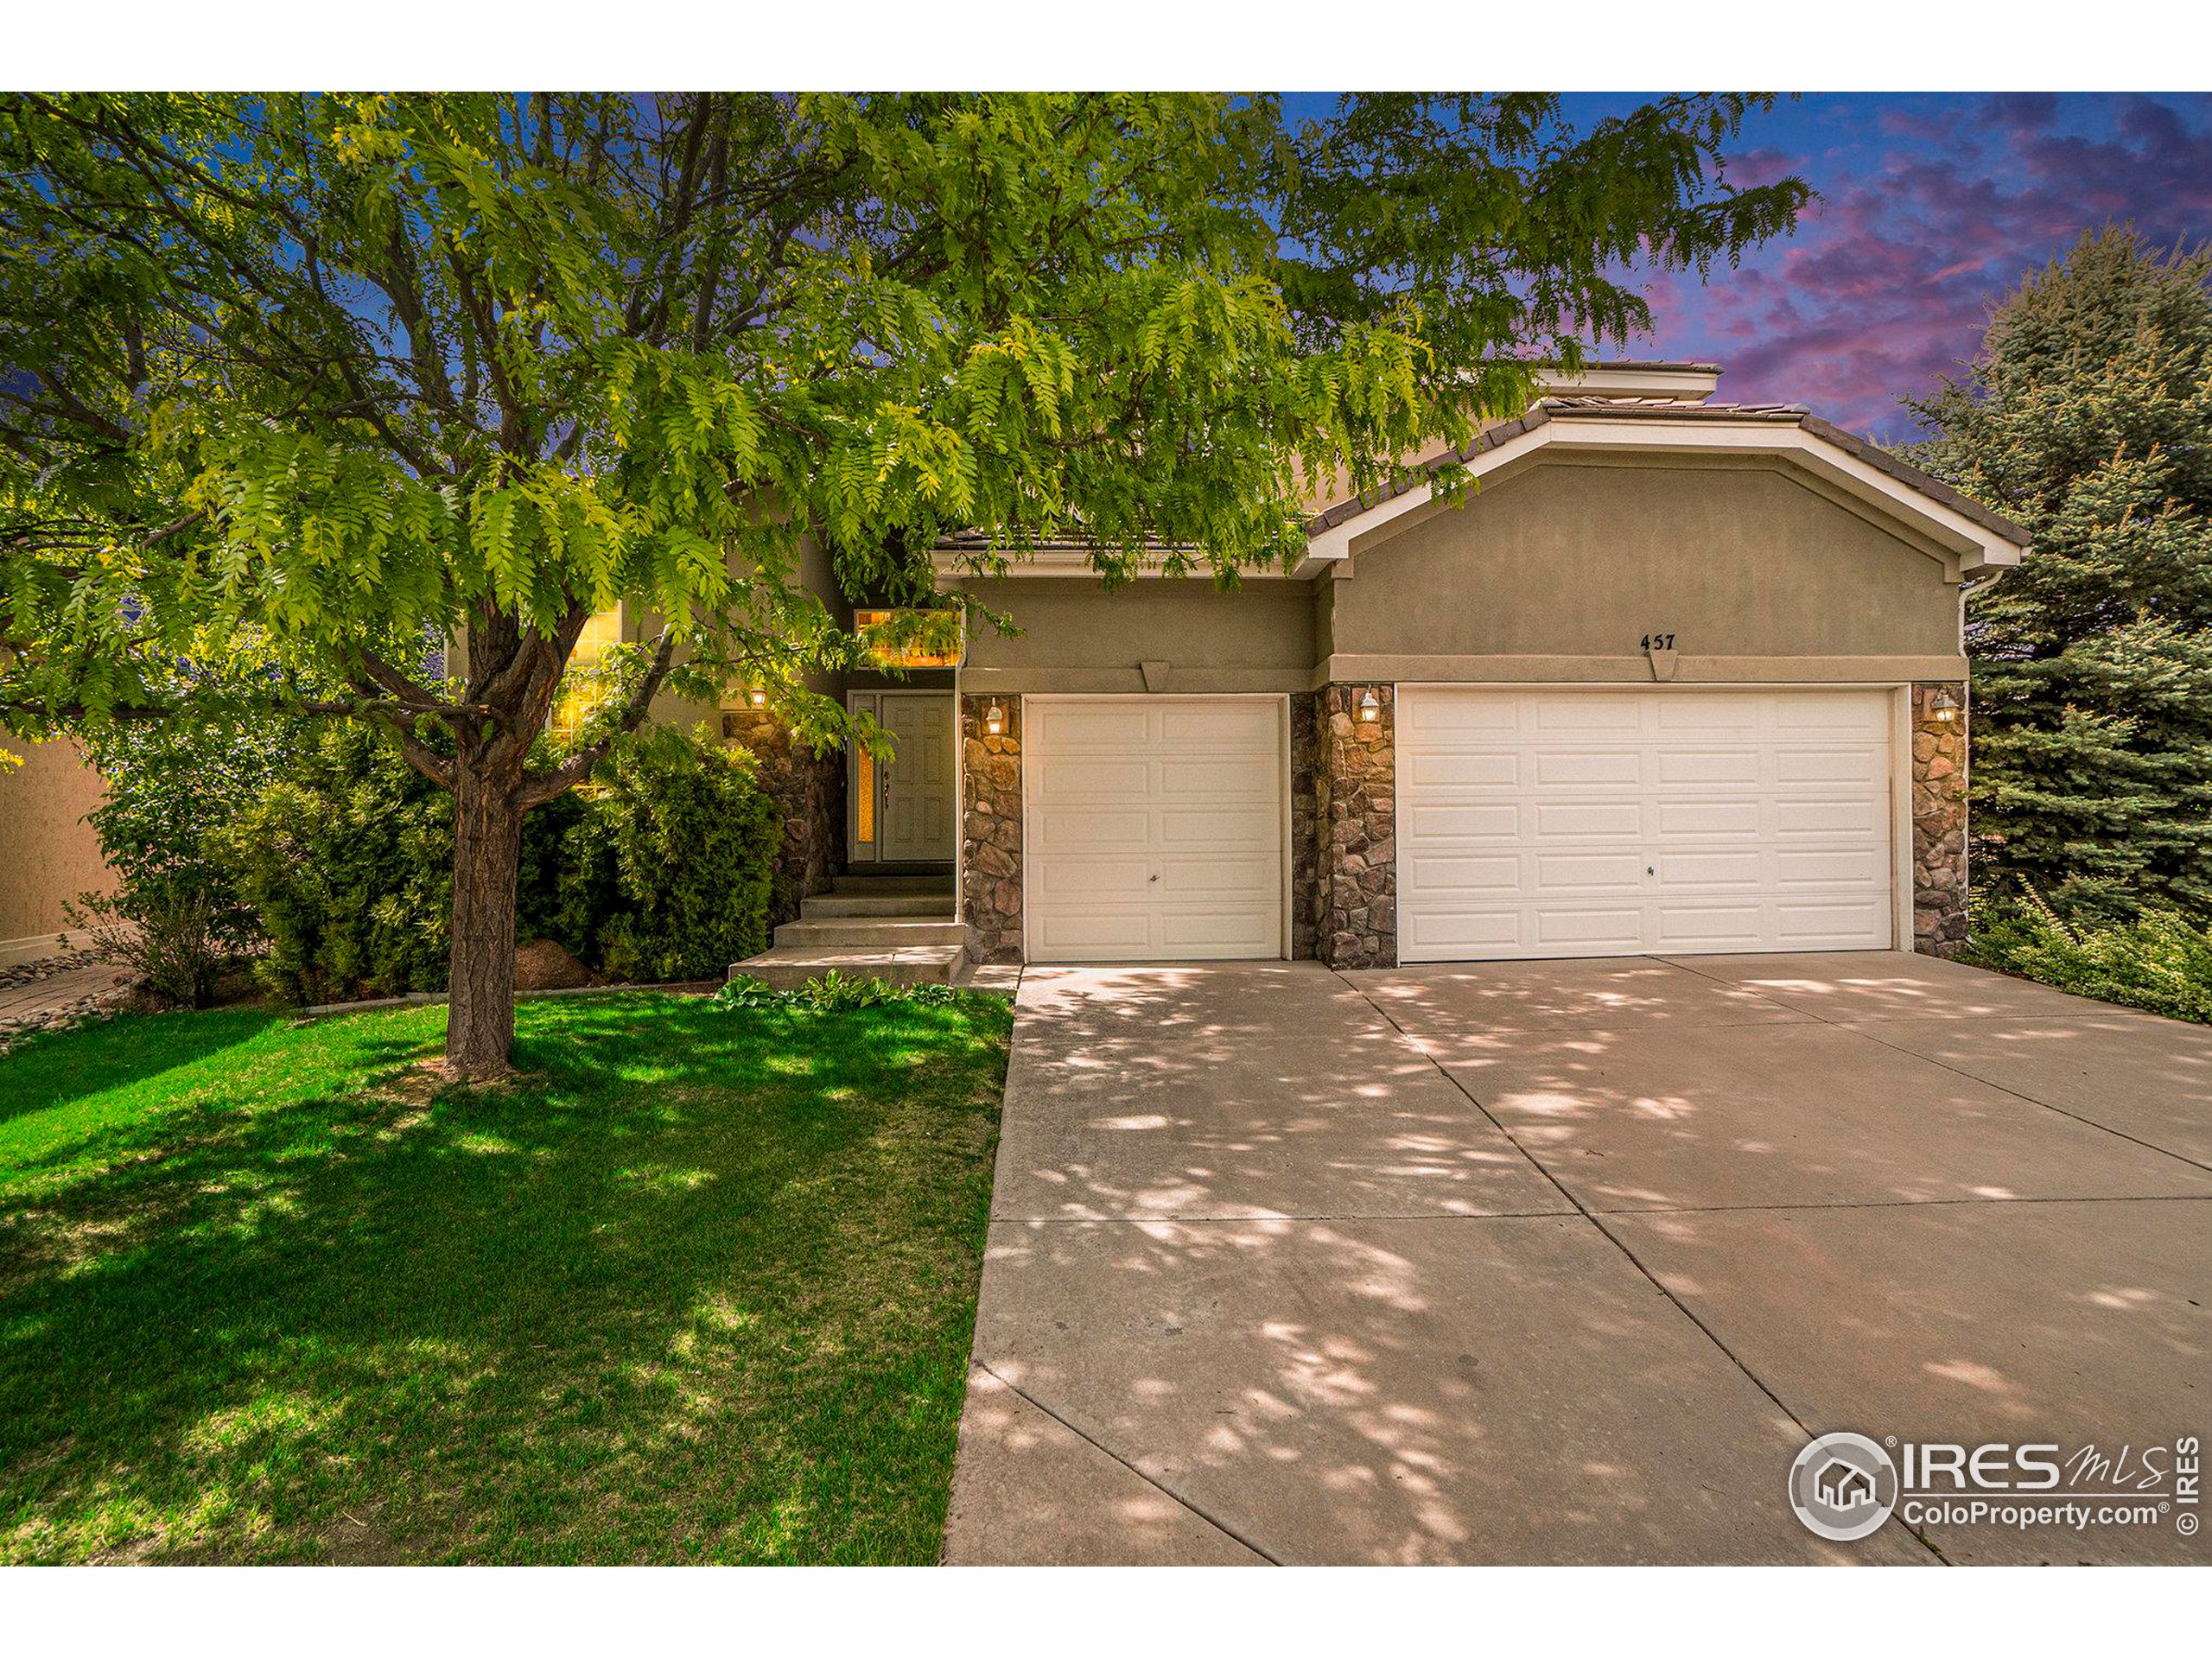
855,607 -> 963,669
549,607 -> 623,744
854,747 -> 875,844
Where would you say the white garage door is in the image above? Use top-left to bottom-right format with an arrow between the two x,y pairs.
1397,687 -> 1894,961
1024,698 -> 1285,961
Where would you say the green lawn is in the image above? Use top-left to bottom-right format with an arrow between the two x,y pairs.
0,989 -> 1012,1563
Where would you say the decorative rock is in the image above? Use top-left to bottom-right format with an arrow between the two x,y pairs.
513,938 -> 593,992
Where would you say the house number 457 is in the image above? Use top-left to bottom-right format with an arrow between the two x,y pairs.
1641,632 -> 1676,651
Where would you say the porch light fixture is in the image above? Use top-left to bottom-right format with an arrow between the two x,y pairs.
984,700 -> 1006,737
1357,689 -> 1380,724
748,687 -> 768,708
1929,687 -> 1960,723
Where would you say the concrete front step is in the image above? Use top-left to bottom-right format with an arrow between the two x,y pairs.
773,917 -> 969,950
830,873 -> 954,896
801,892 -> 955,919
728,944 -> 963,989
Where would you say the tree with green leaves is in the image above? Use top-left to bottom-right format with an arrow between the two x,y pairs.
1910,228 -> 2212,922
1,92 -> 1806,1077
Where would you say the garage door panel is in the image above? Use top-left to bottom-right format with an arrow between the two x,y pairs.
1774,798 -> 1882,836
1025,698 -> 1286,962
1400,688 -> 1892,962
1775,899 -> 1891,945
1532,801 -> 1642,839
1535,696 -> 1643,732
1535,751 -> 1643,786
1160,855 -> 1279,897
1031,857 -> 1149,898
1160,755 -> 1276,799
1658,799 -> 1763,839
1036,706 -> 1153,750
1776,747 -> 1884,784
1656,749 -> 1760,785
1408,803 -> 1519,840
1405,854 -> 1521,893
1776,849 -> 1884,887
1159,702 -> 1279,747
1031,912 -> 1154,954
1160,909 -> 1279,950
1405,751 -> 1519,788
1535,853 -> 1645,893
1654,906 -> 1766,947
1028,758 -> 1151,799
1658,850 -> 1764,888
1031,806 -> 1148,851
1408,910 -> 1522,950
1535,908 -> 1645,947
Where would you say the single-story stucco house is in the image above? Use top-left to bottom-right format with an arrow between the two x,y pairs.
672,360 -> 2030,984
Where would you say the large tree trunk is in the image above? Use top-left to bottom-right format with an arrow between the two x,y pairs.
445,762 -> 525,1081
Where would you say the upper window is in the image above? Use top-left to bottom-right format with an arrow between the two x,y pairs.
549,607 -> 623,744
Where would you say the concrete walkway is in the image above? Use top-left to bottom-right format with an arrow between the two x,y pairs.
944,953 -> 2212,1565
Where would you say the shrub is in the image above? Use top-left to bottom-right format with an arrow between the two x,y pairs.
61,883 -> 224,1009
1964,881 -> 2212,1025
219,722 -> 778,1004
215,725 -> 456,1005
715,971 -> 971,1011
70,696 -> 313,1007
560,728 -> 781,983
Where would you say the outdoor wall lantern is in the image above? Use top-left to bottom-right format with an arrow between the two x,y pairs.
1357,688 -> 1381,725
1929,687 -> 1960,723
747,687 -> 768,708
984,700 -> 1006,737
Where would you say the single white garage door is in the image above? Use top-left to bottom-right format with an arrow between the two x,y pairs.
1397,687 -> 1894,961
1024,697 -> 1285,961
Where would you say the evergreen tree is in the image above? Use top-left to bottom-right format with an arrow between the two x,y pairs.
1910,228 -> 2212,922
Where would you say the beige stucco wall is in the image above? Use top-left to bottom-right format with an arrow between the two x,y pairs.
0,739 -> 116,949
955,575 -> 1315,695
1319,455 -> 1969,682
644,529 -> 854,732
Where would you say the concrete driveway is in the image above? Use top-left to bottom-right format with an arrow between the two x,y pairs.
943,953 -> 2212,1565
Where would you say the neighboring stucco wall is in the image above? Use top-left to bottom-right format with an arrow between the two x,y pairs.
954,575 -> 1313,695
0,739 -> 115,950
1910,682 -> 1970,957
1319,456 -> 1968,682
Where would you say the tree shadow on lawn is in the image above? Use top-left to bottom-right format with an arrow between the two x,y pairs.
0,993 -> 1011,1564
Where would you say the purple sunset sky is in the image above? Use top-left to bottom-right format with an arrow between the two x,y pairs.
1550,92 -> 2212,441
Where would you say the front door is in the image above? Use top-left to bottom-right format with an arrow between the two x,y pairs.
850,691 -> 956,864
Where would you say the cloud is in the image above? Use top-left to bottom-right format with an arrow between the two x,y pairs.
1634,94 -> 2212,440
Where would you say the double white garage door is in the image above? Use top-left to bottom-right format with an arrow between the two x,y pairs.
1018,689 -> 1896,963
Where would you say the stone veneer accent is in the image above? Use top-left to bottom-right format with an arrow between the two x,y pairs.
1289,693 -> 1322,961
1309,683 -> 1397,969
960,694 -> 1024,964
1910,681 -> 1969,957
722,706 -> 844,927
